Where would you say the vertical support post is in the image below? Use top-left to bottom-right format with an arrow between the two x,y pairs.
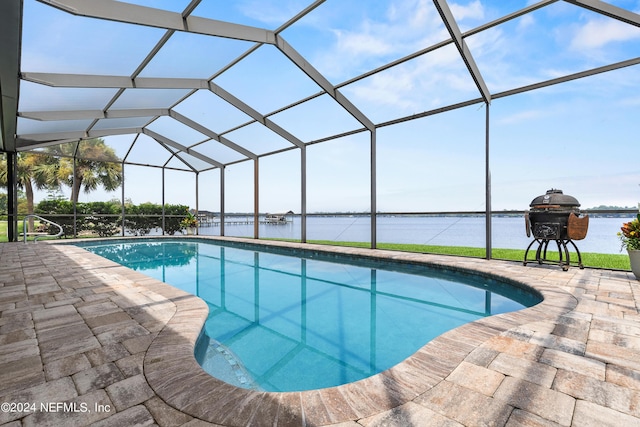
220,166 -> 225,236
254,159 -> 259,239
301,146 -> 307,243
72,149 -> 77,237
195,172 -> 199,235
6,152 -> 17,242
485,103 -> 492,259
370,129 -> 377,249
121,162 -> 126,236
161,167 -> 166,235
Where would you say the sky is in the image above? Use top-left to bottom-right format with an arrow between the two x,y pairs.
16,0 -> 640,213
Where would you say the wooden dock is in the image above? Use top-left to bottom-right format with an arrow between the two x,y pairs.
197,212 -> 292,227
198,219 -> 292,227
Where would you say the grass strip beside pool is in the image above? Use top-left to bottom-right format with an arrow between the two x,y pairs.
270,239 -> 631,271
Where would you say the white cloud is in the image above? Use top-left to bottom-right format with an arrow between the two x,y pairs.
386,0 -> 442,29
316,0 -> 447,78
449,0 -> 485,21
347,70 -> 418,110
332,29 -> 395,57
570,16 -> 640,50
343,42 -> 481,113
517,13 -> 535,31
314,0 -> 499,112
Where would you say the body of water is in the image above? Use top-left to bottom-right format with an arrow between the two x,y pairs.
196,215 -> 632,255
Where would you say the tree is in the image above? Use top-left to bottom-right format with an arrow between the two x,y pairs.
44,139 -> 123,203
0,140 -> 122,234
0,152 -> 58,231
0,193 -> 7,215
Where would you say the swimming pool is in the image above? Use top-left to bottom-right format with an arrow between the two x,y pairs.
75,238 -> 541,392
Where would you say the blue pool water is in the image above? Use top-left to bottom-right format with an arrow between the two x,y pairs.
76,238 -> 541,392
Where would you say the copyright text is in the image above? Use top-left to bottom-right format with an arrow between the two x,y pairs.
1,401 -> 111,414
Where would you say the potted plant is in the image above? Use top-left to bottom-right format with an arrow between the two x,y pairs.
618,208 -> 640,280
180,209 -> 198,235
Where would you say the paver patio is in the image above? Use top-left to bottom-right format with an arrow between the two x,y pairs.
1,237 -> 639,426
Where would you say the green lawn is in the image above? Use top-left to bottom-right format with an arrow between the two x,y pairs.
271,239 -> 631,271
0,220 -> 52,243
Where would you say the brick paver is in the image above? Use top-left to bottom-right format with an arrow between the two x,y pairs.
1,238 -> 640,426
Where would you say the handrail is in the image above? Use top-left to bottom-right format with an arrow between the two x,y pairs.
22,215 -> 64,243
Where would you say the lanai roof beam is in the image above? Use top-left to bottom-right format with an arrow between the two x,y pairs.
19,109 -> 169,121
38,0 -> 276,43
143,129 -> 224,169
208,82 -> 305,149
274,36 -> 375,132
169,111 -> 258,160
17,127 -> 143,144
21,73 -> 211,89
433,0 -> 491,104
564,0 -> 640,27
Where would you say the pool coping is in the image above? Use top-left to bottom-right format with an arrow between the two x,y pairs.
70,235 -> 578,425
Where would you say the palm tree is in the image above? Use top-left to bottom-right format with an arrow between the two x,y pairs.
0,152 -> 59,231
1,139 -> 122,234
45,139 -> 123,203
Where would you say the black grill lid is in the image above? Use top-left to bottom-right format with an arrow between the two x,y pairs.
530,189 -> 580,208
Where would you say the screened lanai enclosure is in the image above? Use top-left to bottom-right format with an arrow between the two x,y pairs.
1,0 -> 639,254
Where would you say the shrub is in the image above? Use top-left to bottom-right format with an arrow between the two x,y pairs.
35,199 -> 190,237
84,201 -> 121,237
163,204 -> 190,235
35,199 -> 76,237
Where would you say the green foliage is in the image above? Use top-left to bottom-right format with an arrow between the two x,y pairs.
35,199 -> 121,237
163,204 -> 190,235
618,214 -> 640,251
35,199 -> 76,237
179,209 -> 198,229
0,147 -> 121,232
124,203 -> 161,236
34,199 -> 188,237
124,203 -> 189,236
83,201 -> 121,237
42,139 -> 123,203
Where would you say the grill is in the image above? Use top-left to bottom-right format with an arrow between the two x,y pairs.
523,189 -> 589,270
